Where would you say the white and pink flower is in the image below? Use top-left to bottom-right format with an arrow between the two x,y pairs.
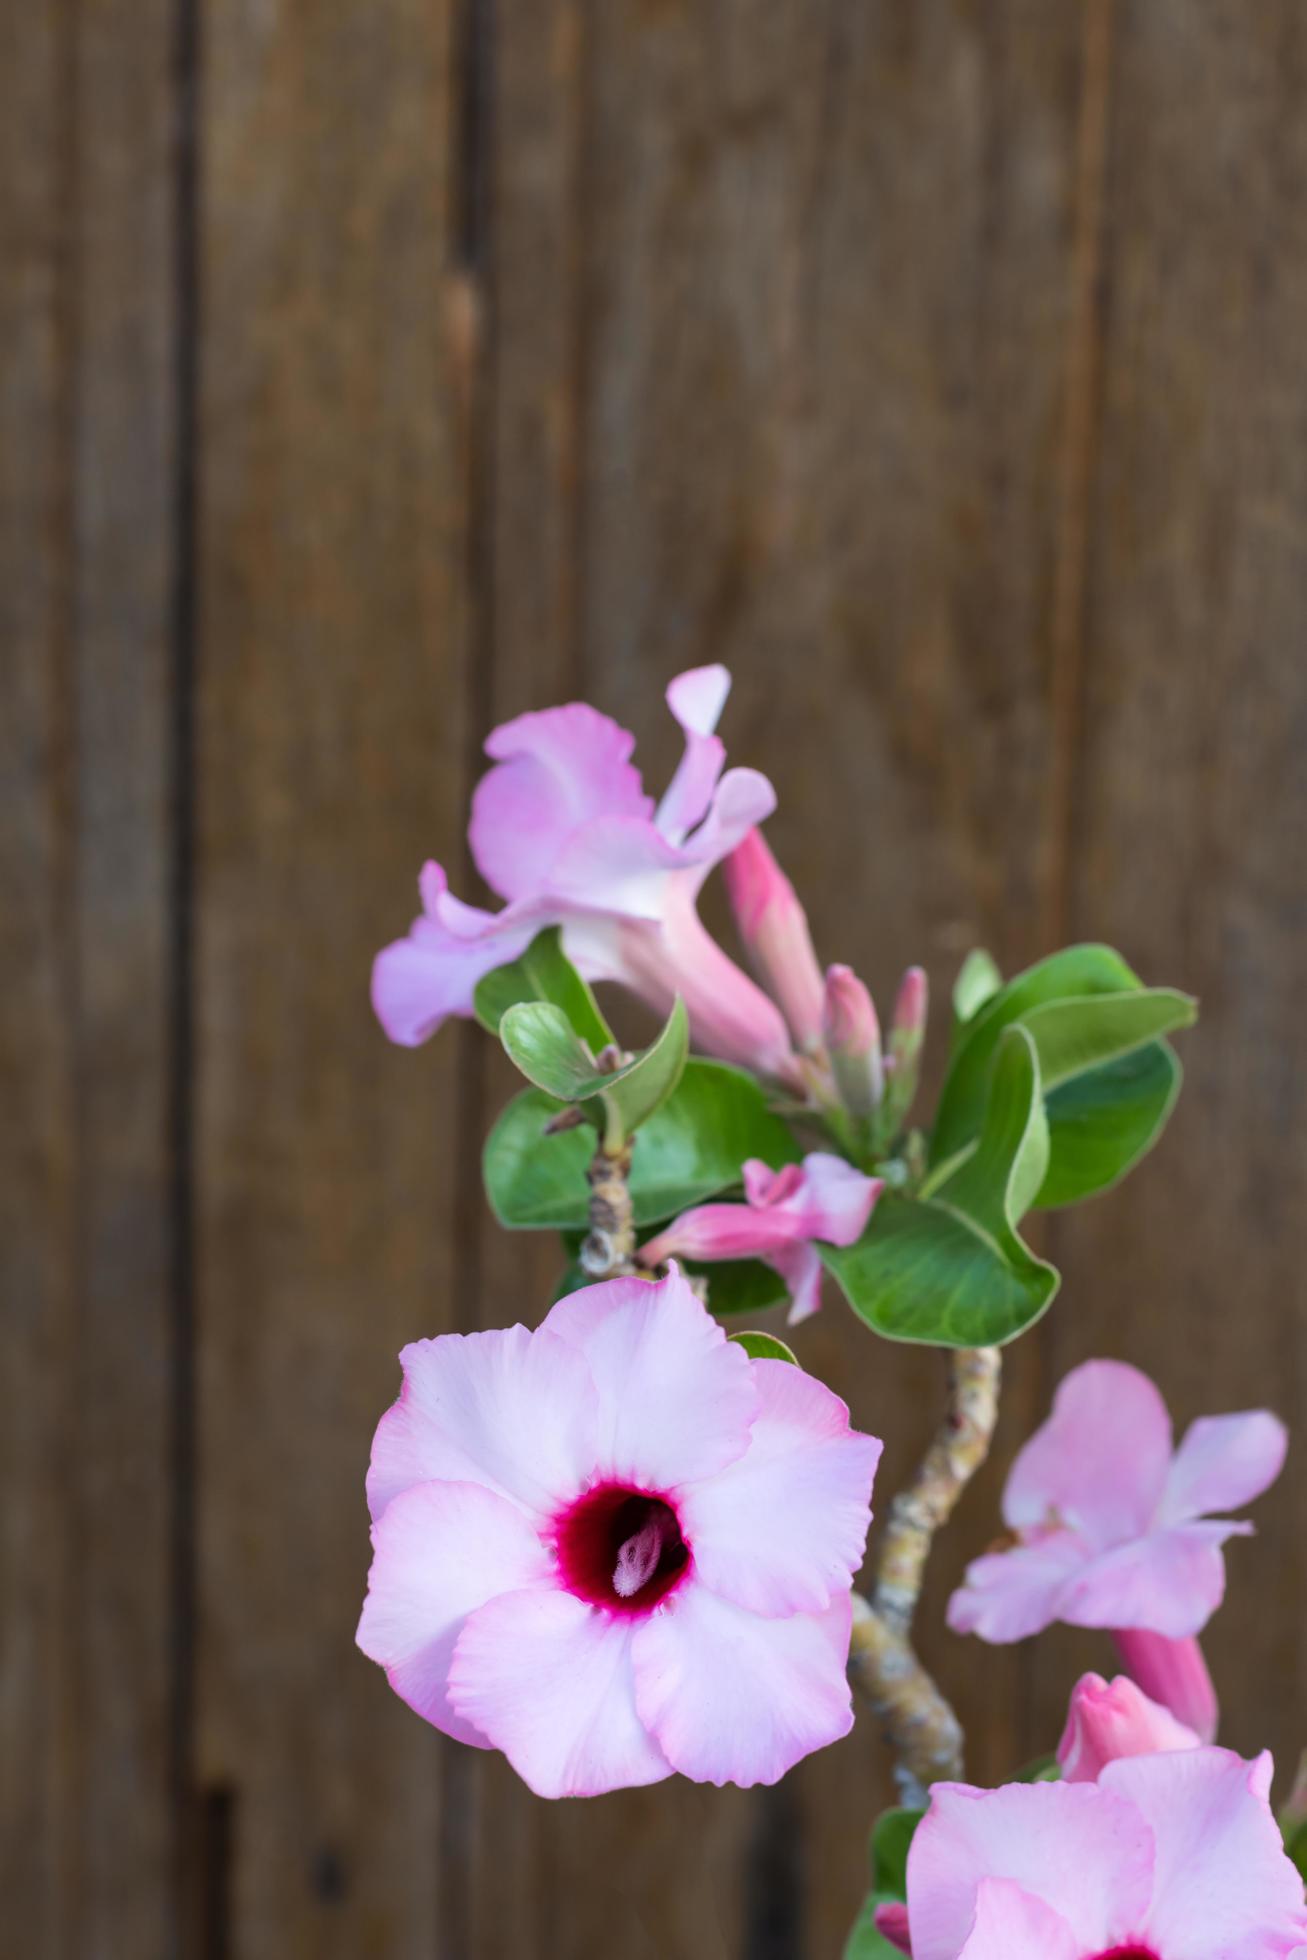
372,665 -> 808,1083
357,1269 -> 881,1797
947,1359 -> 1286,1738
1056,1672 -> 1201,1783
638,1153 -> 882,1325
877,1742 -> 1307,1958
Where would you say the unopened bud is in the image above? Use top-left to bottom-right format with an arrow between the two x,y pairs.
722,828 -> 825,1052
880,964 -> 929,1135
822,964 -> 883,1122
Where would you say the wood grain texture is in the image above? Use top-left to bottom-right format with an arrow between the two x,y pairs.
1,0 -> 181,1951
194,1 -> 464,1952
1025,0 -> 1307,1770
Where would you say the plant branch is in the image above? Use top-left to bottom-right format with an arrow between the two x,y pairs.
580,1138 -> 637,1278
849,1344 -> 1001,1807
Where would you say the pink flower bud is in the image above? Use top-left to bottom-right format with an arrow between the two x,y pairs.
892,964 -> 929,1044
1112,1629 -> 1219,1744
822,964 -> 883,1121
722,829 -> 825,1052
1056,1671 -> 1203,1783
881,965 -> 929,1132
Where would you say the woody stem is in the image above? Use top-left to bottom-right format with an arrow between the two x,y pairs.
848,1345 -> 1002,1808
580,1137 -> 637,1279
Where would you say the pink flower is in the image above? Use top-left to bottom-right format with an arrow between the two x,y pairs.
372,666 -> 803,1083
823,964 -> 884,1122
1056,1672 -> 1202,1783
357,1269 -> 881,1797
947,1360 -> 1286,1735
722,827 -> 826,1052
879,1746 -> 1307,1957
638,1153 -> 882,1325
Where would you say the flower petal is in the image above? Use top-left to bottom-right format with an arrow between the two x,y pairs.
1058,1521 -> 1248,1638
872,1902 -> 913,1953
371,863 -> 542,1046
448,1588 -> 672,1798
366,1325 -> 599,1523
946,1529 -> 1091,1643
1003,1360 -> 1173,1549
775,1242 -> 826,1325
1104,1748 -> 1307,1958
1056,1672 -> 1202,1783
905,1780 -> 1154,1960
632,1586 -> 853,1787
356,1479 -> 553,1747
678,1359 -> 880,1615
1159,1410 -> 1288,1526
956,1878 -> 1081,1960
542,1270 -> 757,1489
1112,1629 -> 1219,1742
469,702 -> 652,903
657,664 -> 731,843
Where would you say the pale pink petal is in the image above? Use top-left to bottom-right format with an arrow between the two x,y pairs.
774,1241 -> 826,1325
469,701 -> 651,902
872,1901 -> 913,1952
640,1200 -> 807,1267
448,1588 -> 671,1798
1113,1630 -> 1219,1742
640,1155 -> 879,1279
356,1480 -> 553,1748
366,1325 -> 598,1524
542,1271 -> 757,1489
946,1529 -> 1091,1643
677,1360 -> 880,1616
371,863 -> 542,1046
956,1879 -> 1081,1960
1159,1410 -> 1288,1526
905,1780 -> 1154,1960
742,1159 -> 805,1206
776,1151 -> 881,1245
632,1586 -> 852,1787
657,665 -> 731,842
1104,1748 -> 1307,1957
1056,1672 -> 1202,1783
1058,1521 -> 1247,1638
1003,1360 -> 1173,1548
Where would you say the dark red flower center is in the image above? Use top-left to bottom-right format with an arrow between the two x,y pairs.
553,1484 -> 690,1615
1092,1948 -> 1159,1958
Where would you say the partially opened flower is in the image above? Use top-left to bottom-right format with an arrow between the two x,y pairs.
877,1745 -> 1307,1958
357,1269 -> 881,1797
638,1153 -> 882,1325
947,1359 -> 1286,1738
372,665 -> 803,1083
1056,1672 -> 1202,1783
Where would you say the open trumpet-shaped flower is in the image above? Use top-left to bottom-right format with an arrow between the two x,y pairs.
372,665 -> 804,1083
947,1359 -> 1286,1737
357,1270 -> 881,1797
638,1154 -> 882,1325
877,1743 -> 1307,1958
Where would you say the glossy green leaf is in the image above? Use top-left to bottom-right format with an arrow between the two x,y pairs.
829,1030 -> 1059,1347
473,926 -> 612,1050
932,944 -> 1145,1164
1036,1038 -> 1183,1207
1022,988 -> 1196,1092
499,996 -> 689,1144
484,1060 -> 802,1231
952,947 -> 1003,1027
728,1330 -> 798,1364
685,1256 -> 791,1318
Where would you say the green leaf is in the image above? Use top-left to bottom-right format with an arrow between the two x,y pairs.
684,1256 -> 791,1317
828,1029 -> 1059,1347
473,926 -> 612,1050
932,944 -> 1144,1164
1036,1038 -> 1183,1207
499,997 -> 689,1145
1287,1820 -> 1307,1882
1012,1754 -> 1062,1782
484,1060 -> 802,1231
843,1808 -> 924,1960
952,948 -> 1003,1027
1021,988 -> 1196,1093
500,1001 -> 609,1103
821,1190 -> 1059,1347
728,1330 -> 797,1364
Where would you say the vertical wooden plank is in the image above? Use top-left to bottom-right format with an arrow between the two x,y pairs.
1,0 -> 181,1951
196,1 -> 465,1951
1033,0 -> 1307,1766
574,2 -> 1091,1951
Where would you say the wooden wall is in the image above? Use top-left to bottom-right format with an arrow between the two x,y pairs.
5,2 -> 1306,1954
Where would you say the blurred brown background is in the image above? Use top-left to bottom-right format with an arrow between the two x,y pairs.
5,1 -> 1307,1955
